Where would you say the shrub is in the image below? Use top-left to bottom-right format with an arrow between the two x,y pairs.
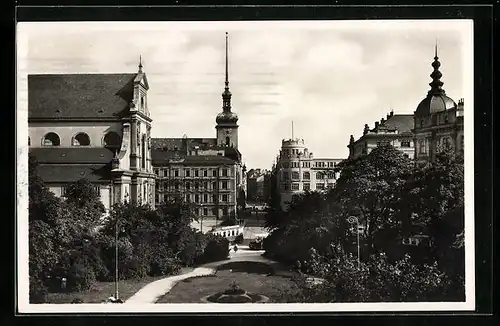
67,263 -> 96,292
29,276 -> 48,303
233,233 -> 244,244
150,255 -> 182,276
198,234 -> 229,263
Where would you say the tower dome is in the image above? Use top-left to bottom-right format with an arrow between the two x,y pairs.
216,111 -> 239,124
415,44 -> 457,116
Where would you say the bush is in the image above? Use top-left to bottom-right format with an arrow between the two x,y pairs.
29,276 -> 48,303
198,234 -> 229,264
150,254 -> 182,276
233,233 -> 244,244
67,263 -> 96,292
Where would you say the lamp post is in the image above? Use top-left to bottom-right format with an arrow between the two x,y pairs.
114,216 -> 119,300
347,216 -> 360,269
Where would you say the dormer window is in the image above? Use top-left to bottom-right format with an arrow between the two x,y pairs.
72,132 -> 91,146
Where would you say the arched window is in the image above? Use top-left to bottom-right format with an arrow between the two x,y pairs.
103,131 -> 121,148
42,132 -> 60,146
225,136 -> 230,146
419,140 -> 426,154
72,132 -> 91,146
28,137 -> 31,146
316,172 -> 323,179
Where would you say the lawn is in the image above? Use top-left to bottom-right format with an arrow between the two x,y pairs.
156,263 -> 300,303
45,267 -> 193,304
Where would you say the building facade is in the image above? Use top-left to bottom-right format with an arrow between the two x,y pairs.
275,138 -> 343,211
28,62 -> 156,211
348,111 -> 415,160
246,169 -> 271,203
413,47 -> 464,162
151,32 -> 246,222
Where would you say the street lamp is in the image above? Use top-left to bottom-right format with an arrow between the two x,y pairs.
347,216 -> 361,269
114,217 -> 120,300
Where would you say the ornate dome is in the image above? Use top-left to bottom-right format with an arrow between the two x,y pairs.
415,45 -> 457,116
216,111 -> 239,124
415,94 -> 457,116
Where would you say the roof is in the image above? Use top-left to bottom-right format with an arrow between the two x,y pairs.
378,114 -> 414,134
36,163 -> 111,183
29,147 -> 114,164
28,73 -> 138,120
151,137 -> 217,151
151,150 -> 237,166
415,93 -> 457,116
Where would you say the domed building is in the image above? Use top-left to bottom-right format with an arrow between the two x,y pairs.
413,46 -> 464,162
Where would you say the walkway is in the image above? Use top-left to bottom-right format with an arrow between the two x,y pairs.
125,247 -> 278,304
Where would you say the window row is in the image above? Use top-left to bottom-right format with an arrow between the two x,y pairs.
29,131 -> 121,147
282,171 -> 337,181
156,180 -> 231,191
155,193 -> 231,204
154,167 -> 230,178
282,161 -> 311,168
282,182 -> 334,191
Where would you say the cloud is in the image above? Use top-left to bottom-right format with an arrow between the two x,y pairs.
18,21 -> 471,169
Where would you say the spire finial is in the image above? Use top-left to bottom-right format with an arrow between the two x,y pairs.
428,41 -> 445,96
291,120 -> 294,139
225,32 -> 229,87
138,55 -> 143,72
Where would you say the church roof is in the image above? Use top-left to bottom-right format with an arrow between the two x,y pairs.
28,73 -> 138,120
35,163 -> 111,183
29,147 -> 114,164
151,137 -> 217,152
151,149 -> 237,166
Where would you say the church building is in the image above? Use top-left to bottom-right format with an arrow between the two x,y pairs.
28,60 -> 156,211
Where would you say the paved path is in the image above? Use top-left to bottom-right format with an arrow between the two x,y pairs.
125,247 -> 277,304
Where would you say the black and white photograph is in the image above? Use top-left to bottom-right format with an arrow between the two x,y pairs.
16,19 -> 474,313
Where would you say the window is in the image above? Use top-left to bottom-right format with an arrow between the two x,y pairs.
212,194 -> 217,203
42,132 -> 60,146
282,172 -> 289,180
194,169 -> 199,177
419,140 -> 426,154
212,181 -> 217,190
400,141 -> 411,147
443,137 -> 451,150
195,182 -> 199,190
222,194 -> 228,202
292,172 -> 299,180
203,169 -> 208,177
185,182 -> 191,190
203,194 -> 208,202
103,131 -> 120,148
303,172 -> 310,180
203,208 -> 208,216
225,137 -> 230,146
316,183 -> 325,190
195,194 -> 200,203
282,162 -> 289,168
328,172 -> 335,179
291,183 -> 299,190
283,183 -> 289,191
303,183 -> 310,191
73,132 -> 91,146
204,181 -> 208,189
222,169 -> 228,177
327,183 -> 334,189
316,172 -> 323,179
403,153 -> 409,158
222,181 -> 228,189
154,169 -> 159,175
420,119 -> 424,128
28,137 -> 31,146
174,183 -> 179,190
141,135 -> 146,169
212,208 -> 218,216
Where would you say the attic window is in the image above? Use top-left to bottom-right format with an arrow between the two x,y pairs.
80,172 -> 85,176
100,154 -> 104,157
98,109 -> 104,114
61,153 -> 67,157
55,109 -> 61,113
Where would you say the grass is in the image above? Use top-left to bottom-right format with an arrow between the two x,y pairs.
156,264 -> 300,303
45,267 -> 194,304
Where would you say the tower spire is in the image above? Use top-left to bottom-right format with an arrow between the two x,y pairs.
222,32 -> 232,112
428,41 -> 445,96
138,55 -> 143,73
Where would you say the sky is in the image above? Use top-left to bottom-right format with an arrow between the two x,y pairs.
17,20 -> 473,169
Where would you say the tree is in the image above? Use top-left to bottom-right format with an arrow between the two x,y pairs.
265,167 -> 284,229
331,145 -> 414,253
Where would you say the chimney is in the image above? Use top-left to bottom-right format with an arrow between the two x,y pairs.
375,121 -> 380,129
349,135 -> 354,144
381,118 -> 385,124
390,109 -> 394,117
363,124 -> 369,135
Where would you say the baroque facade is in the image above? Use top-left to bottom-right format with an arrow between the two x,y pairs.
28,61 -> 156,211
151,32 -> 246,222
348,111 -> 415,160
413,47 -> 464,162
275,138 -> 343,211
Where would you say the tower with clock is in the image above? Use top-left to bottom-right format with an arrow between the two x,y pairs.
215,32 -> 239,149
